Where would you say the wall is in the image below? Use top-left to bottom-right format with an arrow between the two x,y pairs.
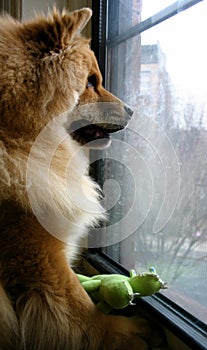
22,0 -> 59,19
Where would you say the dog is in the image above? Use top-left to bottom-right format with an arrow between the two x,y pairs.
0,7 -> 152,349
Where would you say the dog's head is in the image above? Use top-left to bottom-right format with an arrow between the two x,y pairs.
67,41 -> 133,148
0,8 -> 132,148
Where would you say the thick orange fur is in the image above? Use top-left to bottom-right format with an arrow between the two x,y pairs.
0,8 -> 151,350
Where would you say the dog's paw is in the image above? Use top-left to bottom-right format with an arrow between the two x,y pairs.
104,316 -> 152,350
104,315 -> 167,349
120,316 -> 167,349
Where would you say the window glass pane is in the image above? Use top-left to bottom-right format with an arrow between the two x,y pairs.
96,0 -> 207,324
142,0 -> 176,20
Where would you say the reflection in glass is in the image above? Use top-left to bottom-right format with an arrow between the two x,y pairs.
98,0 -> 207,323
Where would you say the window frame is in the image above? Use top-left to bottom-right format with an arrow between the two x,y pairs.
89,0 -> 207,349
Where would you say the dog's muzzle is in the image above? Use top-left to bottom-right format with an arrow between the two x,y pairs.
67,102 -> 133,148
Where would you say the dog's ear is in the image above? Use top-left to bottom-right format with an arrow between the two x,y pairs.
64,8 -> 92,40
21,8 -> 92,56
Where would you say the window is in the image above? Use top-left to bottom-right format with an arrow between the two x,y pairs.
90,0 -> 207,347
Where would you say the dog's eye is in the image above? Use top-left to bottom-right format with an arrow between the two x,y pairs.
87,81 -> 94,88
87,75 -> 97,88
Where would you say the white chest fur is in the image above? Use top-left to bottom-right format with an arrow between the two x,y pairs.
26,114 -> 105,247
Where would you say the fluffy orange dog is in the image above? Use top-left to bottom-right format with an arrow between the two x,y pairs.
0,8 -> 151,349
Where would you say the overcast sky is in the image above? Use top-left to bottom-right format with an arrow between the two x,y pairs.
141,0 -> 207,101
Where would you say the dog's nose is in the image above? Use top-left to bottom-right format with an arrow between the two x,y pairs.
124,105 -> 133,117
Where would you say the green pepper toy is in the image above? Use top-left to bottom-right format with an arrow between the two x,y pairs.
77,267 -> 167,313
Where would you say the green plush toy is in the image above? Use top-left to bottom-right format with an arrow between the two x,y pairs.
77,267 -> 167,313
